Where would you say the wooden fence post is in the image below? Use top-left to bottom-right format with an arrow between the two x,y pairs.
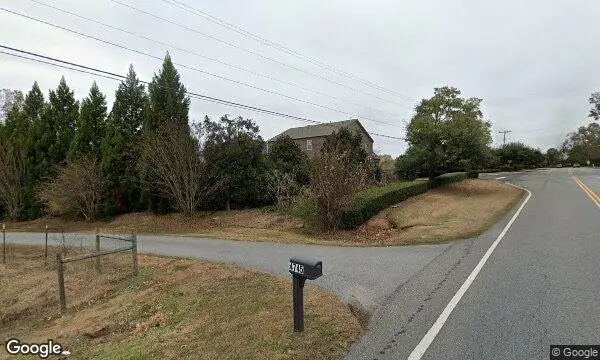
56,253 -> 66,311
131,229 -> 138,277
95,229 -> 101,273
44,223 -> 48,263
2,223 -> 5,264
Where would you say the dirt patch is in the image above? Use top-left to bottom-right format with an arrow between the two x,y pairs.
0,245 -> 360,360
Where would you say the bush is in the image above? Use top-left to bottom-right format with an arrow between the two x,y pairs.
466,170 -> 479,179
431,172 -> 467,186
39,157 -> 106,220
340,172 -> 467,230
311,147 -> 368,230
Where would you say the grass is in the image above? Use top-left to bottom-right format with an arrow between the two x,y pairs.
0,245 -> 360,360
3,179 -> 522,247
384,179 -> 524,244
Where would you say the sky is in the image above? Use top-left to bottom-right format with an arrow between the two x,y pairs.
1,0 -> 599,157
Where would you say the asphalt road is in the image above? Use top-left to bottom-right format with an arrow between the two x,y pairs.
5,168 -> 598,360
347,168 -> 600,360
3,230 -> 448,314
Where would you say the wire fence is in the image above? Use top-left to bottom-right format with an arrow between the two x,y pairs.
1,224 -> 138,311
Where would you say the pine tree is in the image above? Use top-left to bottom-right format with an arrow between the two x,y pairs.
3,82 -> 46,219
147,53 -> 190,131
141,54 -> 190,213
46,77 -> 79,166
69,82 -> 107,160
101,65 -> 149,213
23,82 -> 44,120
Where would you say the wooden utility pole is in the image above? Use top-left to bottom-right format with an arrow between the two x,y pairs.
499,130 -> 512,145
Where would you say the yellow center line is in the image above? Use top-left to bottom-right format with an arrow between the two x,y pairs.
573,176 -> 600,208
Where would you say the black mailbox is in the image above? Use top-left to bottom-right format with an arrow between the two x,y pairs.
289,256 -> 323,332
289,257 -> 322,280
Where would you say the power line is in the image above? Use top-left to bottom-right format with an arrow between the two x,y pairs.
108,0 -> 413,109
23,0 -> 403,123
498,130 -> 512,145
1,7 -> 403,129
0,45 -> 405,141
160,0 -> 417,102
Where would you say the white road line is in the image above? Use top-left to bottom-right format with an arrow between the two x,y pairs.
495,176 -> 507,180
407,183 -> 532,360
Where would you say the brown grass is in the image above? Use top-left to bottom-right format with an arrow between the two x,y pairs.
0,245 -> 360,360
3,180 -> 523,247
383,179 -> 523,245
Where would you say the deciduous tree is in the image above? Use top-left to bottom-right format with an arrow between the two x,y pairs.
589,92 -> 600,121
39,156 -> 105,220
202,115 -> 269,210
140,124 -> 221,214
403,86 -> 492,178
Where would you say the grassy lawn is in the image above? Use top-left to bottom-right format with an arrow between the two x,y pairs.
0,245 -> 360,360
3,179 -> 523,247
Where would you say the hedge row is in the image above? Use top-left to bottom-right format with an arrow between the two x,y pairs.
341,172 -> 468,230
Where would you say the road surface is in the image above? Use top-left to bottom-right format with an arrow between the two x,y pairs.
347,167 -> 600,359
5,168 -> 598,359
3,228 -> 449,314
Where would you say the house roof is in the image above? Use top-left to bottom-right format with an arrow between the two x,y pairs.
268,119 -> 374,143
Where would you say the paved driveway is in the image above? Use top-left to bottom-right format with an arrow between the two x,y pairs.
4,231 -> 449,313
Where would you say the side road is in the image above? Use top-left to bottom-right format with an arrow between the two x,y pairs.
4,231 -> 448,313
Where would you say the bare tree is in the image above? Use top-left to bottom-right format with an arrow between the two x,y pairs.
141,124 -> 220,214
0,143 -> 27,219
39,157 -> 105,220
267,169 -> 301,206
310,147 -> 368,230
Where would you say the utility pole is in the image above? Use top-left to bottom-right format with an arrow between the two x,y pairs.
499,130 -> 512,145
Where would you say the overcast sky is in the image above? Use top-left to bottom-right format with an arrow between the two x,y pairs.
1,0 -> 599,156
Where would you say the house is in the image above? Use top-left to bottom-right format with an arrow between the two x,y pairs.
267,119 -> 374,157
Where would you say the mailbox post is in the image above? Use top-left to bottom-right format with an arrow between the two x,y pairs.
289,256 -> 322,332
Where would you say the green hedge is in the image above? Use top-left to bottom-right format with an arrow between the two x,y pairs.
466,170 -> 479,179
341,172 -> 467,230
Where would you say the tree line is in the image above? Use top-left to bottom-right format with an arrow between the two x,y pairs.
2,59 -> 598,224
394,86 -> 600,180
0,53 -> 379,225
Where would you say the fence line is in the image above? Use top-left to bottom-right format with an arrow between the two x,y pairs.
55,229 -> 138,311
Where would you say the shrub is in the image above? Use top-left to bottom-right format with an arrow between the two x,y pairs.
39,157 -> 105,220
310,147 -> 368,230
340,172 -> 467,230
466,170 -> 479,179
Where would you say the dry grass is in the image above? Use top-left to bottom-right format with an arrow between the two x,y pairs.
3,180 -> 523,247
0,245 -> 360,360
382,179 -> 523,245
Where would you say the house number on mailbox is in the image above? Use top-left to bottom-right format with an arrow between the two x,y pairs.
290,263 -> 304,274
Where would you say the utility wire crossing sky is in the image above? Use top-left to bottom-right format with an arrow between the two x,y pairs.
1,0 -> 599,156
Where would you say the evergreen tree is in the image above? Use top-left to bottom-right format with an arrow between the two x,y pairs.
101,65 -> 148,213
69,82 -> 107,160
141,54 -> 190,213
46,77 -> 79,166
147,53 -> 190,131
23,82 -> 44,120
1,83 -> 46,219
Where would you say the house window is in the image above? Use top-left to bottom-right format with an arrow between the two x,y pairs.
307,139 -> 313,151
